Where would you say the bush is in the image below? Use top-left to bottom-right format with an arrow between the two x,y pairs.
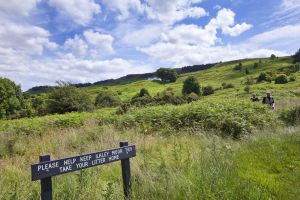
202,86 -> 214,96
185,92 -> 200,103
289,75 -> 296,82
156,68 -> 178,83
244,77 -> 255,85
245,68 -> 250,74
95,91 -> 120,108
275,74 -> 288,84
0,77 -> 24,119
233,63 -> 242,71
253,62 -> 259,69
257,72 -> 272,83
293,49 -> 300,63
270,54 -> 276,60
244,86 -> 251,93
182,76 -> 201,95
155,88 -> 186,105
222,83 -> 234,89
47,84 -> 94,114
280,106 -> 300,125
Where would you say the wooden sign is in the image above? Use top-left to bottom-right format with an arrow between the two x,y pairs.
31,141 -> 136,200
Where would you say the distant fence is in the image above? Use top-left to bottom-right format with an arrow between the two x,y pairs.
31,141 -> 136,200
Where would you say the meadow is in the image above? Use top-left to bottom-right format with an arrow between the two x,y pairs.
0,56 -> 300,199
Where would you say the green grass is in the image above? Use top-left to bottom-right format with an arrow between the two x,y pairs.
0,125 -> 299,200
1,56 -> 300,199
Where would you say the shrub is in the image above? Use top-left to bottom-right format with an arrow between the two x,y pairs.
244,77 -> 255,85
293,49 -> 300,63
156,68 -> 178,83
244,86 -> 251,93
202,86 -> 214,96
222,83 -> 234,89
270,54 -> 276,60
253,62 -> 259,69
156,88 -> 186,105
95,91 -> 120,108
245,68 -> 250,74
0,77 -> 24,119
185,92 -> 200,103
280,106 -> 300,125
182,76 -> 201,95
290,75 -> 296,82
275,74 -> 288,84
138,88 -> 150,97
257,72 -> 272,83
233,63 -> 242,71
47,84 -> 94,114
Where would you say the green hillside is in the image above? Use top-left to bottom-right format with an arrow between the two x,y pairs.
78,56 -> 299,103
1,56 -> 300,199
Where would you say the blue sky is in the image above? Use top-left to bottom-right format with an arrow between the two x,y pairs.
0,0 -> 299,90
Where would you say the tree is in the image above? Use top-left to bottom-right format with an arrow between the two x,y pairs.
270,54 -> 276,60
275,74 -> 288,84
202,86 -> 214,96
182,76 -> 201,95
156,68 -> 178,83
0,77 -> 24,119
293,49 -> 300,63
47,83 -> 93,114
95,91 -> 120,108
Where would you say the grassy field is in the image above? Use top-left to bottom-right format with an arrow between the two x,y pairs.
1,56 -> 300,199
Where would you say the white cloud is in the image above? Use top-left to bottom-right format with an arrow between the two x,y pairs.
0,19 -> 57,56
222,22 -> 253,37
0,0 -> 40,16
48,0 -> 101,26
102,0 -> 144,20
145,0 -> 207,24
270,0 -> 300,25
83,30 -> 114,54
64,35 -> 88,56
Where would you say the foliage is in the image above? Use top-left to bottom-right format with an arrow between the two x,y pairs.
156,68 -> 178,83
280,106 -> 300,125
270,54 -> 276,60
290,75 -> 296,82
244,85 -> 251,93
202,85 -> 214,96
233,62 -> 242,70
182,76 -> 201,95
257,72 -> 272,83
253,62 -> 259,68
244,76 -> 255,85
0,77 -> 24,119
245,68 -> 250,74
184,92 -> 200,103
155,88 -> 186,105
47,83 -> 94,114
293,48 -> 300,63
275,74 -> 289,84
95,91 -> 120,108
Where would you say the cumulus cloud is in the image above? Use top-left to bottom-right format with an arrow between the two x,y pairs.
83,30 -> 114,54
0,19 -> 58,56
48,0 -> 101,26
0,0 -> 40,16
102,0 -> 144,20
64,35 -> 88,56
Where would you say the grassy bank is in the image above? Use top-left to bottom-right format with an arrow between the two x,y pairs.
0,125 -> 299,200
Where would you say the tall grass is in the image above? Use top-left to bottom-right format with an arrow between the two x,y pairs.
0,124 -> 299,200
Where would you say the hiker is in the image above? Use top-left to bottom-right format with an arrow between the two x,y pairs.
262,92 -> 275,110
251,93 -> 259,102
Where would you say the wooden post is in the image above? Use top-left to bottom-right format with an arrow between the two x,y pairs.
120,141 -> 132,199
39,155 -> 52,200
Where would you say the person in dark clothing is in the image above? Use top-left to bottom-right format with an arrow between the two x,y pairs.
262,92 -> 275,110
251,93 -> 259,102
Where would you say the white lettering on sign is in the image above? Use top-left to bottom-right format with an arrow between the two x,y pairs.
80,155 -> 92,162
91,158 -> 106,166
59,165 -> 72,173
76,162 -> 88,169
37,162 -> 59,172
112,149 -> 122,155
108,155 -> 119,161
95,151 -> 109,159
64,158 -> 76,165
125,147 -> 133,154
